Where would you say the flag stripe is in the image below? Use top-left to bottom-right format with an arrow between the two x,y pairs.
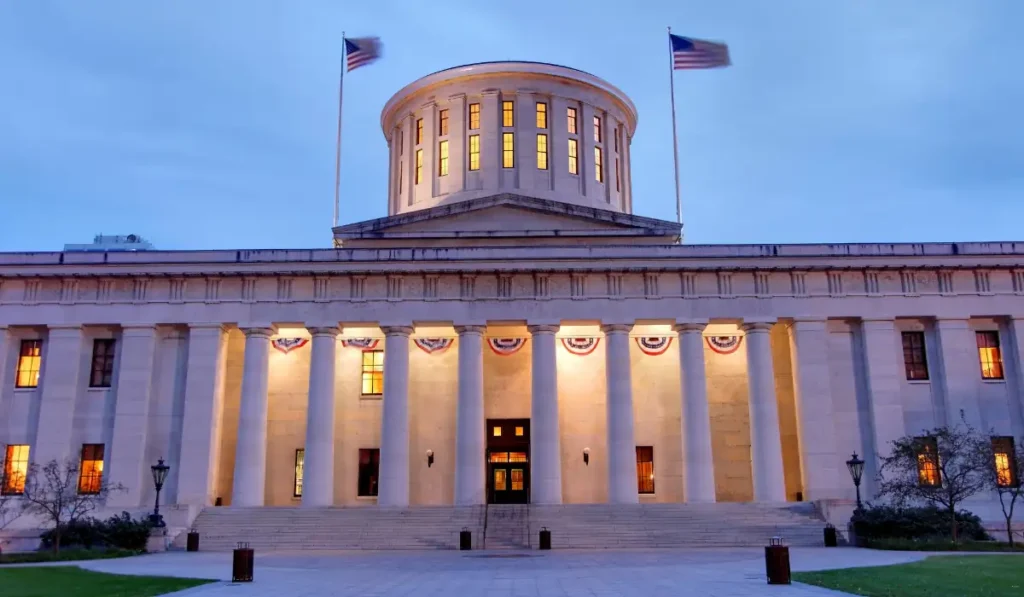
345,37 -> 381,72
670,33 -> 730,70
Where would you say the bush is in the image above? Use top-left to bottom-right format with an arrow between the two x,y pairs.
40,512 -> 152,551
852,505 -> 990,541
861,537 -> 1024,552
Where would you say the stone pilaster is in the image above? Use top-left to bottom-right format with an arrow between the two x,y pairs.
106,326 -> 158,507
529,323 -> 562,504
934,319 -> 984,429
674,321 -> 716,503
176,324 -> 228,506
34,325 -> 85,466
231,325 -> 275,506
378,326 -> 412,506
454,325 -> 486,505
859,318 -> 906,498
742,321 -> 787,502
788,319 -> 841,500
1007,318 -> 1024,439
302,325 -> 340,507
603,323 -> 638,504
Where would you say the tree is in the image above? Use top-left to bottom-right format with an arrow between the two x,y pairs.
973,435 -> 1024,547
20,459 -> 124,554
0,457 -> 27,554
876,422 -> 987,541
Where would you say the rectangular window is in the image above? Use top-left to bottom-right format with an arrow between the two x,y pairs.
438,140 -> 449,176
511,468 -> 524,491
594,146 -> 604,182
568,139 -> 579,175
567,107 -> 577,134
536,134 -> 548,170
636,446 -> 654,494
515,426 -> 524,437
398,164 -> 403,194
977,331 -> 1004,379
593,115 -> 602,143
502,101 -> 514,127
358,448 -> 380,497
535,102 -> 547,128
468,134 -> 480,171
915,436 -> 941,487
469,103 -> 480,130
901,331 -> 929,381
438,109 -> 449,136
89,339 -> 116,388
399,128 -> 404,155
294,448 -> 304,497
493,426 -> 502,437
361,350 -> 384,396
502,132 -> 514,168
77,444 -> 104,495
615,158 -> 621,192
414,149 -> 423,184
415,118 -> 423,145
15,339 -> 42,388
993,437 -> 1017,488
614,126 -> 620,152
2,444 -> 29,495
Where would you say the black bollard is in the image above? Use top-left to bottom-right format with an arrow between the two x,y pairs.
460,528 -> 472,551
539,527 -> 551,550
824,524 -> 838,547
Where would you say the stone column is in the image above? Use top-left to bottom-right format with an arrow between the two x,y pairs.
675,321 -> 716,503
788,319 -> 841,501
934,319 -> 984,429
231,325 -> 275,507
860,319 -> 907,460
603,323 -> 638,504
176,324 -> 228,506
529,324 -> 562,504
106,326 -> 159,507
0,327 -> 11,407
302,325 -> 340,507
378,326 -> 412,507
454,325 -> 486,505
34,325 -> 85,466
742,321 -> 787,502
1007,318 -> 1024,439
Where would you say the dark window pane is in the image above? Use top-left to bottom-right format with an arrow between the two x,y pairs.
358,448 -> 380,497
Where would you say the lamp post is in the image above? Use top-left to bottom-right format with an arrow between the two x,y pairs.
845,452 -> 865,512
150,458 -> 170,528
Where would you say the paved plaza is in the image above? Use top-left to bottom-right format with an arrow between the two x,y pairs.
70,548 -> 938,596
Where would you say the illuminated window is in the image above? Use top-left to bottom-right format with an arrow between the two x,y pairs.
915,436 -> 941,487
901,331 -> 929,381
615,158 -> 621,192
568,139 -> 579,175
468,135 -> 480,171
566,107 -> 577,134
594,147 -> 604,182
536,134 -> 548,170
511,468 -> 524,490
515,426 -> 524,437
77,444 -> 104,495
490,452 -> 508,463
469,103 -> 480,130
502,101 -> 514,127
89,339 -> 116,388
438,140 -> 449,176
16,340 -> 42,388
293,448 -> 304,497
361,350 -> 384,396
493,426 -> 502,437
415,118 -> 423,145
494,469 -> 506,491
977,331 -> 1004,379
993,437 -> 1017,488
414,149 -> 423,184
593,115 -> 602,143
509,452 -> 527,463
535,102 -> 547,128
438,109 -> 449,136
502,132 -> 514,168
2,444 -> 29,495
636,446 -> 654,494
358,448 -> 380,497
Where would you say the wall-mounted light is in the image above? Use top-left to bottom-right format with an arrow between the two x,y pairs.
583,447 -> 590,466
426,449 -> 434,468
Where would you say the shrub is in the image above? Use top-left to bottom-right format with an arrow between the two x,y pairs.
40,512 -> 151,551
862,537 -> 1024,552
852,505 -> 990,541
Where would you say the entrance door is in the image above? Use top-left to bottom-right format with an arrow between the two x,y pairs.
486,419 -> 529,504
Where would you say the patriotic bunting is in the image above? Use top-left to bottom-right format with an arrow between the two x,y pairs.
341,338 -> 380,350
561,337 -> 599,356
706,336 -> 742,354
635,337 -> 672,356
414,338 -> 453,354
488,337 -> 527,356
271,338 -> 308,354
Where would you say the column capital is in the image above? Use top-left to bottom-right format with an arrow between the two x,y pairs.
790,318 -> 828,331
188,322 -> 228,334
674,320 -> 708,334
382,325 -> 414,337
455,325 -> 487,336
600,323 -> 633,334
121,325 -> 158,337
527,324 -> 560,335
306,325 -> 341,338
241,325 -> 276,339
740,321 -> 775,333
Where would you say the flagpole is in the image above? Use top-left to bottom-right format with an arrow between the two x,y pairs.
667,26 -> 683,234
334,32 -> 346,230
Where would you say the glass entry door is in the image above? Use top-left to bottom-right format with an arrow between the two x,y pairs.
486,419 -> 530,504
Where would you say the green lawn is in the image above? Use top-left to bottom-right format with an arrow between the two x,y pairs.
794,555 -> 1024,597
0,566 -> 214,597
0,548 -> 140,564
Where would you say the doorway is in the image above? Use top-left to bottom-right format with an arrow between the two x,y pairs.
486,419 -> 529,504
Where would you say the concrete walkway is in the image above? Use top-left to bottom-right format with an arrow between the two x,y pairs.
61,547 -> 946,596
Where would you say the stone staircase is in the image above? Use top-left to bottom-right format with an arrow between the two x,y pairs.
181,502 -> 826,551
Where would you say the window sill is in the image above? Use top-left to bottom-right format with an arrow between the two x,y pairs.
360,395 -> 382,401
907,380 -> 932,385
356,496 -> 378,502
87,387 -> 111,392
13,387 -> 37,393
982,379 -> 1007,384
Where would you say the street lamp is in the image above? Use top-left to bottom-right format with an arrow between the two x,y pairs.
149,458 -> 170,528
845,452 -> 865,512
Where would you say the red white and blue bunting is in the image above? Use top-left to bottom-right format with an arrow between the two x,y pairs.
414,338 -> 453,354
635,336 -> 672,356
271,337 -> 308,354
488,337 -> 527,356
706,335 -> 743,355
561,337 -> 599,356
341,338 -> 380,350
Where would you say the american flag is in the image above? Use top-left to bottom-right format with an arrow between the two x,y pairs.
670,34 -> 730,70
345,37 -> 381,72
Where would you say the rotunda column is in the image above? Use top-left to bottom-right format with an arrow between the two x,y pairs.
674,321 -> 716,503
302,325 -> 340,507
529,323 -> 562,504
454,325 -> 486,505
603,323 -> 638,504
232,324 -> 275,507
742,321 -> 787,502
378,325 -> 412,507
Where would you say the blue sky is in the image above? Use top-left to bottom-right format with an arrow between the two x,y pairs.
1,1 -> 1021,251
